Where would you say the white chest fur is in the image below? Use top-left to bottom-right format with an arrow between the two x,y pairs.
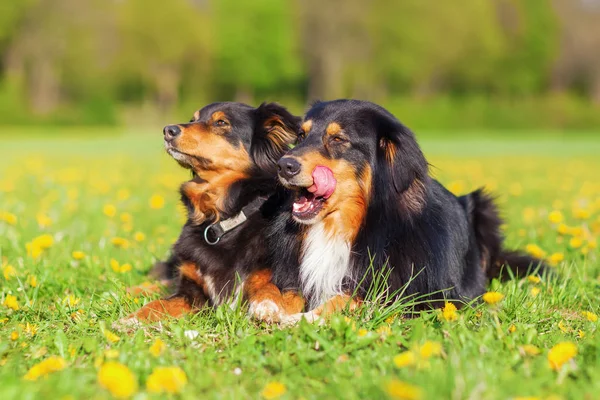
300,222 -> 352,309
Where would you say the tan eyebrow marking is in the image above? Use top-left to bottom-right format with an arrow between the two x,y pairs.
301,120 -> 313,132
211,111 -> 227,121
193,110 -> 200,121
326,122 -> 342,136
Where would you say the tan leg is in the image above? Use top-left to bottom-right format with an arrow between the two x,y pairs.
281,294 -> 361,326
246,269 -> 305,322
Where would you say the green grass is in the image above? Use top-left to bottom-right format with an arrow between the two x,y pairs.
0,130 -> 598,399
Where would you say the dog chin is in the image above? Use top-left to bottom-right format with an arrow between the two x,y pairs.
166,148 -> 192,165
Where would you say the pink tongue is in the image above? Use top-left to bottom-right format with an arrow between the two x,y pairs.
307,166 -> 336,199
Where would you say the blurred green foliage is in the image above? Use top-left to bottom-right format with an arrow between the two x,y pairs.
0,0 -> 599,129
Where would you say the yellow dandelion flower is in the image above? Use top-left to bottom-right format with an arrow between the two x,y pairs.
133,232 -> 146,242
261,381 -> 286,399
569,237 -> 583,249
557,223 -> 569,235
24,356 -> 67,381
558,320 -> 570,333
3,264 -> 16,280
509,324 -> 517,333
582,311 -> 598,322
525,244 -> 546,259
548,342 -> 577,371
482,291 -> 504,305
376,325 -> 392,337
146,366 -> 188,394
120,212 -> 133,223
521,344 -> 540,356
547,252 -> 564,267
393,351 -> 416,368
0,211 -> 17,225
548,210 -> 563,224
103,204 -> 117,218
419,341 -> 442,359
24,322 -> 38,336
26,242 -> 43,259
149,194 -> 165,210
440,302 -> 458,322
573,208 -> 591,220
530,287 -> 541,297
104,349 -> 120,359
62,295 -> 80,307
36,213 -> 52,228
385,379 -> 423,400
117,189 -> 130,201
357,328 -> 369,337
449,181 -> 468,196
588,238 -> 597,249
111,237 -> 130,249
4,294 -> 19,310
110,259 -> 131,273
578,330 -> 585,338
10,331 -> 19,340
27,275 -> 38,287
104,330 -> 120,343
98,362 -> 138,399
32,234 -> 54,249
149,338 -> 166,357
522,207 -> 536,223
72,251 -> 85,260
527,275 -> 541,284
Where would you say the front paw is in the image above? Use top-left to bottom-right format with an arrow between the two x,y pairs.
279,311 -> 323,327
248,300 -> 282,323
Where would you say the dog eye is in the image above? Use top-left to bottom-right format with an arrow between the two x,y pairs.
298,130 -> 306,141
330,136 -> 346,143
214,120 -> 229,127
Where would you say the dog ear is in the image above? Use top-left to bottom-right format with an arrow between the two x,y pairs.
373,110 -> 428,195
252,102 -> 301,173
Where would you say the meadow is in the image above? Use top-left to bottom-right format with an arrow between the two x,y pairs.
0,131 -> 598,400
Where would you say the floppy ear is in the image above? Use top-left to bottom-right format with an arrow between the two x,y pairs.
252,102 -> 301,173
373,110 -> 428,195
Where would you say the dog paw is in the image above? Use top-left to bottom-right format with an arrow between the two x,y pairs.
112,316 -> 142,333
279,311 -> 322,327
248,300 -> 281,323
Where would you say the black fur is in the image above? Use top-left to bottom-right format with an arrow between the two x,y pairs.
152,102 -> 300,308
269,99 -> 544,309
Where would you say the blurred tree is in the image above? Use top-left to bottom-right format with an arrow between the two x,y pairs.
116,0 -> 213,112
552,0 -> 600,104
367,1 -> 505,98
299,0 -> 365,100
213,0 -> 302,102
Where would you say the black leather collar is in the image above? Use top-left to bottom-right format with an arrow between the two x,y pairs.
203,196 -> 267,245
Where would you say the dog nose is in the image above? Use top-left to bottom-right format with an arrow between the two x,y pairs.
278,157 -> 301,179
163,125 -> 181,141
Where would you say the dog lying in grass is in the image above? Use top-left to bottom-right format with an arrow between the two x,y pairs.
266,99 -> 544,324
118,102 -> 306,327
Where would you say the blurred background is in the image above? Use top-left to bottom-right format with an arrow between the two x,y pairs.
1,0 -> 600,130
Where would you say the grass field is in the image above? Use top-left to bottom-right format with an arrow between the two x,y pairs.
0,131 -> 599,400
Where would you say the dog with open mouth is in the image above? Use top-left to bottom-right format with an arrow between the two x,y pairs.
267,99 -> 544,324
117,102 -> 306,327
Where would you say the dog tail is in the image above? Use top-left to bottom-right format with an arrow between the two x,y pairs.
464,188 -> 547,280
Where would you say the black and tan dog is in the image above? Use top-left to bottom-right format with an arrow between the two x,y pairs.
265,99 -> 543,323
119,102 -> 305,326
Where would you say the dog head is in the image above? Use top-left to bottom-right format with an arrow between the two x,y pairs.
278,100 -> 428,228
164,102 -> 300,223
164,102 -> 300,177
